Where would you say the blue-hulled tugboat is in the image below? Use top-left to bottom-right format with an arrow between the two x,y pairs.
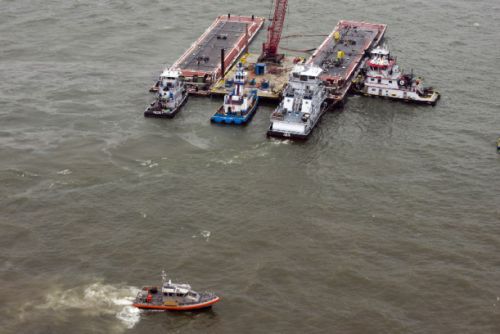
144,69 -> 188,118
133,271 -> 220,311
210,63 -> 259,125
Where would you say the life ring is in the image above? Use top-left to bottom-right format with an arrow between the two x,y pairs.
399,79 -> 406,86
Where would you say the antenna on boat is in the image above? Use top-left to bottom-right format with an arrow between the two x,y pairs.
161,270 -> 167,283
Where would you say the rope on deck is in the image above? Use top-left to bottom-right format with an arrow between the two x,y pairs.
280,46 -> 316,53
281,34 -> 329,39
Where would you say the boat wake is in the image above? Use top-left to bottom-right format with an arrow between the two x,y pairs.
32,282 -> 142,329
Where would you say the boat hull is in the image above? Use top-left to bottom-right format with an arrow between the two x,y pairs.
266,126 -> 309,140
358,87 -> 440,106
210,96 -> 259,125
133,296 -> 220,311
144,93 -> 188,118
267,103 -> 328,140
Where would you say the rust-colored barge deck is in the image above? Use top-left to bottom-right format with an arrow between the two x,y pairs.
172,15 -> 264,95
307,20 -> 387,103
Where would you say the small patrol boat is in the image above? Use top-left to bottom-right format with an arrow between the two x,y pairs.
133,271 -> 220,311
355,45 -> 440,105
267,64 -> 328,139
210,63 -> 259,125
144,69 -> 188,118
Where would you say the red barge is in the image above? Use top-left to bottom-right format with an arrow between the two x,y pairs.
307,20 -> 387,104
171,14 -> 264,96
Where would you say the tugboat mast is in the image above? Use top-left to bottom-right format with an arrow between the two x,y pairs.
161,270 -> 167,283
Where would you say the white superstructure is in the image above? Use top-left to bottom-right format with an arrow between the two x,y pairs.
145,68 -> 188,118
268,65 -> 327,138
157,69 -> 186,110
221,63 -> 256,116
359,45 -> 439,105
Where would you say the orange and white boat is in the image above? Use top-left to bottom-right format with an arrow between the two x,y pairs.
133,271 -> 220,311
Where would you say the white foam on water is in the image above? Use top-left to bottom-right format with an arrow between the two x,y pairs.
192,230 -> 211,241
270,139 -> 291,145
116,306 -> 141,329
213,158 -> 238,166
178,132 -> 211,150
57,169 -> 72,175
201,230 -> 211,242
136,159 -> 159,168
137,159 -> 152,167
36,282 -> 142,329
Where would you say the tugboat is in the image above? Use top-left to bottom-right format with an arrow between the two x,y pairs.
267,64 -> 328,139
355,45 -> 440,105
133,271 -> 220,311
210,63 -> 259,125
144,69 -> 188,118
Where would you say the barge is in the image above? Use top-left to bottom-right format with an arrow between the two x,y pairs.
161,15 -> 264,96
211,53 -> 296,101
308,20 -> 387,104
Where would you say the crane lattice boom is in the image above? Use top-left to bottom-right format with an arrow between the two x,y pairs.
261,0 -> 288,62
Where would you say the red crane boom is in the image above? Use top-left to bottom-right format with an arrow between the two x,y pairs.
260,0 -> 288,62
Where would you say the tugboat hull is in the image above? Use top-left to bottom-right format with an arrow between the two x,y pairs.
266,126 -> 309,140
144,93 -> 188,118
266,131 -> 309,140
267,103 -> 328,140
358,86 -> 440,106
211,96 -> 259,125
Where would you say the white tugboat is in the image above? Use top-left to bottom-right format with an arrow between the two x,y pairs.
267,65 -> 328,139
144,69 -> 188,118
355,45 -> 440,105
210,63 -> 259,125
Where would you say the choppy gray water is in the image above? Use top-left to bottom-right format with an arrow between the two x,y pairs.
1,0 -> 500,333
